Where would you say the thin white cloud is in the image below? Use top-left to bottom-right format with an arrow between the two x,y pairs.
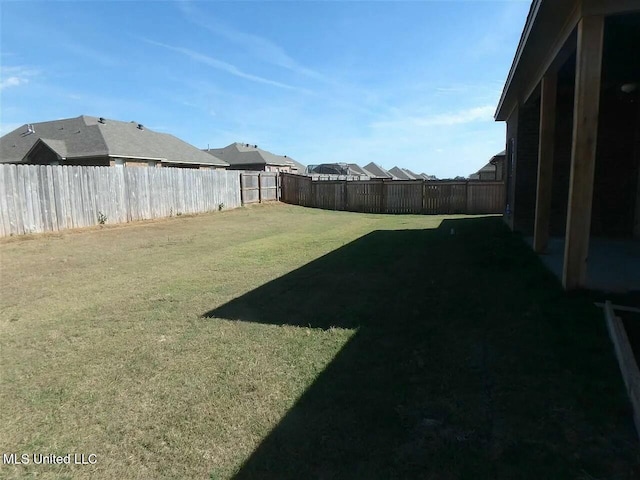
144,38 -> 310,93
0,66 -> 38,90
0,76 -> 27,90
372,105 -> 495,129
418,105 -> 496,126
176,1 -> 327,82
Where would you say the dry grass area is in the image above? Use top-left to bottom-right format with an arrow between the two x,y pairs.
0,204 -> 441,479
1,203 -> 638,479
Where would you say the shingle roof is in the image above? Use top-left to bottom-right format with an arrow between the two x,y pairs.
478,162 -> 497,174
284,157 -> 306,173
468,149 -> 507,177
38,138 -> 69,158
204,142 -> 301,169
419,173 -> 437,180
389,167 -> 413,180
363,162 -> 393,179
403,168 -> 421,179
0,116 -> 228,166
346,164 -> 371,176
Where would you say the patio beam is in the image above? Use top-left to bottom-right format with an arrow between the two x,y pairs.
563,15 -> 604,290
533,73 -> 557,253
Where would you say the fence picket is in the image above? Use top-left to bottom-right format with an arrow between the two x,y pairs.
280,173 -> 505,216
0,165 -> 247,237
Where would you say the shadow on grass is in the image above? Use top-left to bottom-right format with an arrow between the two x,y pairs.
204,217 -> 639,479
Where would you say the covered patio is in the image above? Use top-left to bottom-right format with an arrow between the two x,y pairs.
495,0 -> 640,291
526,236 -> 640,292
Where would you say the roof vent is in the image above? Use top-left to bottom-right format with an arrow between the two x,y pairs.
284,155 -> 287,157
98,117 -> 106,124
137,124 -> 144,130
245,143 -> 250,147
254,145 -> 257,148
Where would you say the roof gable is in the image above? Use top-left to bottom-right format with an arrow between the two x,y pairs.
389,167 -> 412,180
205,142 -> 294,167
363,162 -> 392,178
0,116 -> 228,166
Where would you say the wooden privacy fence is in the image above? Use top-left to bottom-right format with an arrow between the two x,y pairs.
280,173 -> 505,215
239,172 -> 279,204
0,164 -> 242,237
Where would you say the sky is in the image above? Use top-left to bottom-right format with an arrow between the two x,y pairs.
0,0 -> 531,178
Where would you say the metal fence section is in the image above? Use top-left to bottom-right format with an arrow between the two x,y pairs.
280,173 -> 505,215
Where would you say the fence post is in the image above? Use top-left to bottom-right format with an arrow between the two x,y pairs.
277,172 -> 281,201
380,179 -> 386,214
239,173 -> 245,206
258,173 -> 262,204
343,179 -> 348,211
465,181 -> 470,214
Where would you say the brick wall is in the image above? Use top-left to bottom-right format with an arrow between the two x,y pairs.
513,97 -> 541,234
548,54 -> 575,237
505,109 -> 518,230
504,14 -> 640,239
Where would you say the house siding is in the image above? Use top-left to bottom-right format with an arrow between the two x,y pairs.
226,163 -> 291,173
505,108 -> 518,230
510,98 -> 541,235
548,54 -> 575,238
545,18 -> 640,239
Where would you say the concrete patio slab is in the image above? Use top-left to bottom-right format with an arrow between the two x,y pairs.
526,237 -> 640,293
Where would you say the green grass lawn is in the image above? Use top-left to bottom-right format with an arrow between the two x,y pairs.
0,203 -> 638,479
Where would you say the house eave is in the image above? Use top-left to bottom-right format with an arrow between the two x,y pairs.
495,0 -> 543,121
495,0 -> 640,122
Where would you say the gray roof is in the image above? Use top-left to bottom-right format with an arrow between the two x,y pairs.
363,162 -> 393,179
0,115 -> 228,166
403,168 -> 421,179
419,173 -> 438,180
347,164 -> 374,176
469,150 -> 506,177
204,142 -> 302,169
389,166 -> 414,180
478,162 -> 497,174
284,157 -> 306,173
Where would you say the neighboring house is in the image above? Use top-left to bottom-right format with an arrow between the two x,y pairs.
0,116 -> 228,169
204,143 -> 303,173
403,168 -> 422,179
469,152 -> 506,181
474,162 -> 497,181
307,163 -> 351,175
348,164 -> 375,177
419,173 -> 438,181
284,157 -> 306,174
389,167 -> 415,180
364,162 -> 394,179
489,150 -> 505,181
494,0 -> 640,289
